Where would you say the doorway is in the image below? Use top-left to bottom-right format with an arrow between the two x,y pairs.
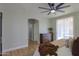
28,19 -> 39,46
0,12 -> 2,56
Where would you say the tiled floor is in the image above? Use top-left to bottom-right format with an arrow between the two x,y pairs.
2,40 -> 38,56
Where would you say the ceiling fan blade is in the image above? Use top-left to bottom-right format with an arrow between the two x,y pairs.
38,7 -> 50,10
48,3 -> 52,9
52,3 -> 54,6
56,3 -> 64,9
57,5 -> 70,9
40,11 -> 49,13
56,10 -> 65,13
52,3 -> 55,9
48,12 -> 51,15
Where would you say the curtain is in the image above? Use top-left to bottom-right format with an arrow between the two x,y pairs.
56,17 -> 73,40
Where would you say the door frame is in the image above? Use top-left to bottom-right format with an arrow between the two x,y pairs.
28,18 -> 39,44
0,12 -> 2,56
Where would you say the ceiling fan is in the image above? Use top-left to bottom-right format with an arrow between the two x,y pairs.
38,3 -> 70,15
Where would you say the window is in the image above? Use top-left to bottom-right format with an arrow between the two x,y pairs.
56,17 -> 73,40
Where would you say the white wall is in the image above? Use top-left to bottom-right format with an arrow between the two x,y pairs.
34,21 -> 39,42
1,4 -> 29,52
48,19 -> 56,40
0,4 -> 50,52
73,13 -> 79,37
39,18 -> 49,33
49,12 -> 79,40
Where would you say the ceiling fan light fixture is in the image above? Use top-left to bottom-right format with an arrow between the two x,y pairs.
51,10 -> 56,13
39,3 -> 70,15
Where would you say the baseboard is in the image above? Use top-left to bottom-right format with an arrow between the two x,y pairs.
2,45 -> 28,53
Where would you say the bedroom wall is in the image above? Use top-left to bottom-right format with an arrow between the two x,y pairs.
49,11 -> 79,40
1,4 -> 30,52
1,4 -> 50,52
74,13 -> 79,38
34,20 -> 39,42
48,18 -> 56,40
39,18 -> 49,34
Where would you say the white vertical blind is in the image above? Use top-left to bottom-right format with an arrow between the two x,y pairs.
56,17 -> 73,40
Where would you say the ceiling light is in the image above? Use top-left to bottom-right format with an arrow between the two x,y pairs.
51,10 -> 56,13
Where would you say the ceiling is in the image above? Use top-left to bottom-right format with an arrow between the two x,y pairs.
1,3 -> 79,19
20,3 -> 79,18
